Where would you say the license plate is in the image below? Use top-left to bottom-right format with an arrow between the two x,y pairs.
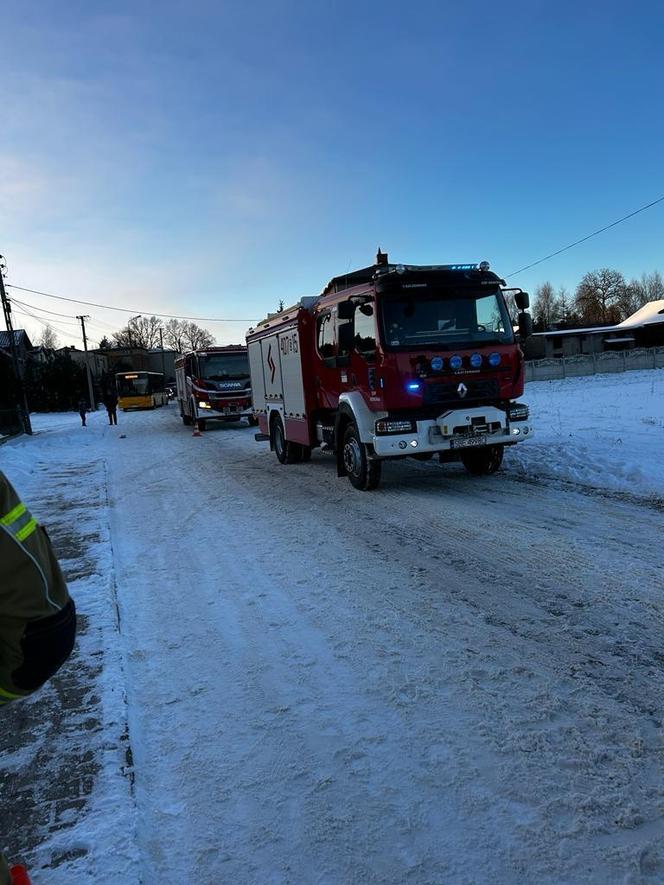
450,435 -> 487,449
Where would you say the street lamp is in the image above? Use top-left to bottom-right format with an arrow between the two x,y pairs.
128,315 -> 141,349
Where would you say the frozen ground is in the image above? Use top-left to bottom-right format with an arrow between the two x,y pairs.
0,369 -> 663,884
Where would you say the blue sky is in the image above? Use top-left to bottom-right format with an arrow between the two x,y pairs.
1,0 -> 663,347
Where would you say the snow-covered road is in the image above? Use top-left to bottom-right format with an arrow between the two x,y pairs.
2,371 -> 664,884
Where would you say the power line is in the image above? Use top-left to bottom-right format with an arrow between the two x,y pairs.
5,283 -> 256,322
11,297 -> 80,325
11,304 -> 83,340
9,296 -> 80,321
507,194 -> 664,278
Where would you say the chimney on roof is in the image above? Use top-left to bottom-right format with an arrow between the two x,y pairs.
376,248 -> 388,266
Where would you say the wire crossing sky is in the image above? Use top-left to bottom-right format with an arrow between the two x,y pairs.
2,1 -> 663,346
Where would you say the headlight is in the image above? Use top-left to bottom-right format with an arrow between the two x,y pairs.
488,352 -> 501,367
198,401 -> 212,409
470,353 -> 482,368
450,355 -> 463,370
509,402 -> 529,421
430,356 -> 444,371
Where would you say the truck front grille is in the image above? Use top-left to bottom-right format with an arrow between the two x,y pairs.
423,379 -> 500,406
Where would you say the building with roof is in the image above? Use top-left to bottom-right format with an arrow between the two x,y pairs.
0,329 -> 34,377
525,300 -> 664,360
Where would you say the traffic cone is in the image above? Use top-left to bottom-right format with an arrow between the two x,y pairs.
10,865 -> 31,884
192,427 -> 202,437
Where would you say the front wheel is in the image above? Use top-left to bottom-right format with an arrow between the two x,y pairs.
342,423 -> 382,490
272,415 -> 301,464
461,445 -> 504,476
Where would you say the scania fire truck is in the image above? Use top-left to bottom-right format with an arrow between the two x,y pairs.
246,252 -> 533,490
175,345 -> 254,431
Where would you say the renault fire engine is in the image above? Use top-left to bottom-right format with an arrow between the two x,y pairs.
246,252 -> 533,490
175,345 -> 255,431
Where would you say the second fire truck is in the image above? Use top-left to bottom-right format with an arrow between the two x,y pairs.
175,345 -> 254,431
246,252 -> 533,490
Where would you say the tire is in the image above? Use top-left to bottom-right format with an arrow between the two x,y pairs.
342,422 -> 382,490
461,444 -> 504,476
272,415 -> 301,464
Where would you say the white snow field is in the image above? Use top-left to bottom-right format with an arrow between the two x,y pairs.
1,368 -> 663,884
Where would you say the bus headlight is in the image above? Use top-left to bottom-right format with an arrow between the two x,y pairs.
199,401 -> 212,409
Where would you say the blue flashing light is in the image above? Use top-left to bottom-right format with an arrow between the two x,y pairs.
450,355 -> 463,370
470,353 -> 482,368
488,352 -> 501,367
430,356 -> 444,371
406,381 -> 423,394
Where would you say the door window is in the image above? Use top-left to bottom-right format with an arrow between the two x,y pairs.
354,303 -> 377,355
317,313 -> 335,358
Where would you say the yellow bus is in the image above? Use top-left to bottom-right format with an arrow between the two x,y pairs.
116,371 -> 168,410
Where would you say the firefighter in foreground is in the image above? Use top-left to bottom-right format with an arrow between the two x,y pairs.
0,471 -> 77,884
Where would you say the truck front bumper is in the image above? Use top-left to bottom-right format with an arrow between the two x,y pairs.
371,405 -> 533,458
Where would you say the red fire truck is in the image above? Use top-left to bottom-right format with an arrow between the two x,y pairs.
246,252 -> 533,490
175,345 -> 255,431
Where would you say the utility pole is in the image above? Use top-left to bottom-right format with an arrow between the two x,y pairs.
76,315 -> 96,411
0,255 -> 32,434
159,326 -> 166,377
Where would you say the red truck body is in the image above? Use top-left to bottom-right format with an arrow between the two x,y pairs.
175,345 -> 253,431
246,255 -> 533,489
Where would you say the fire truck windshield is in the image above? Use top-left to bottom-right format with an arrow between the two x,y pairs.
199,353 -> 250,381
380,288 -> 514,350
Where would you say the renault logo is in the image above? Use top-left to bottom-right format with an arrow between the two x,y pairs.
457,382 -> 468,398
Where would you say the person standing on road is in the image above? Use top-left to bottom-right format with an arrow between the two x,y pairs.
104,390 -> 118,426
78,398 -> 88,427
0,471 -> 77,884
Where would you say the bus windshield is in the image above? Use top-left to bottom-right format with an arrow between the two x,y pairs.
200,353 -> 249,381
117,374 -> 149,395
380,288 -> 514,350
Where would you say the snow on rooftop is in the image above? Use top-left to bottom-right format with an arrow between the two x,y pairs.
617,298 -> 664,328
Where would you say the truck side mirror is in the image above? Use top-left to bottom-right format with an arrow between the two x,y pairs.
518,312 -> 533,340
337,301 -> 354,320
515,291 -> 530,310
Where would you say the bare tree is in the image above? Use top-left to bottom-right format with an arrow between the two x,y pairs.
182,321 -> 214,351
162,318 -> 186,353
532,282 -> 559,330
574,268 -> 626,324
113,315 -> 163,349
38,324 -> 59,350
161,319 -> 214,353
554,286 -> 575,325
625,270 -> 664,318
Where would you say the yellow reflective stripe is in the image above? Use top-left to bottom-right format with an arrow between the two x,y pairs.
0,502 -> 26,526
15,518 -> 37,542
0,685 -> 23,701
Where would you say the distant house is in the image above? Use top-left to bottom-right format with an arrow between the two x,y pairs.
0,329 -> 34,377
56,345 -> 109,379
525,300 -> 664,359
97,345 -> 151,373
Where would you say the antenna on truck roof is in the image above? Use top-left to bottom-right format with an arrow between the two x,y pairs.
376,248 -> 389,266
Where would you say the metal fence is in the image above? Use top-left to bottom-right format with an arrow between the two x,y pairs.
526,346 -> 664,382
